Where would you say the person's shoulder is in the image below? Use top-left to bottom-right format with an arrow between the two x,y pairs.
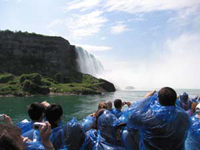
176,108 -> 191,125
112,108 -> 117,112
17,119 -> 31,125
51,126 -> 63,136
17,119 -> 33,133
109,108 -> 114,113
177,109 -> 189,118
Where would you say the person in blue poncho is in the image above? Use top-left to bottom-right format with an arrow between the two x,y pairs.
112,99 -> 131,118
185,103 -> 200,150
17,102 -> 46,140
112,99 -> 123,118
26,121 -> 56,150
64,118 -> 85,150
122,87 -> 190,150
82,109 -> 126,150
45,104 -> 64,150
31,104 -> 64,150
178,92 -> 192,111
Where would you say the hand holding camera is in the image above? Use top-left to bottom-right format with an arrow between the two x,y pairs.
0,114 -> 13,124
123,101 -> 131,107
33,122 -> 46,130
39,122 -> 54,150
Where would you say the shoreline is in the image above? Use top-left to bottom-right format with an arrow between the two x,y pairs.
0,91 -> 104,98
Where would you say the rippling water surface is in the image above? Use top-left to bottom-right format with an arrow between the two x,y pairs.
0,89 -> 199,124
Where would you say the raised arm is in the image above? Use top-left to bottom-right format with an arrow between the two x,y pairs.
40,122 -> 55,150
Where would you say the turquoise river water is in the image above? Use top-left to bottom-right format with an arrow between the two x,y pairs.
0,89 -> 199,125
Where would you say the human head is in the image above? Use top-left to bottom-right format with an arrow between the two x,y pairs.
179,92 -> 189,103
114,99 -> 123,109
45,104 -> 63,128
106,101 -> 112,110
158,87 -> 177,106
98,102 -> 107,110
0,124 -> 24,150
195,103 -> 200,119
27,102 -> 45,122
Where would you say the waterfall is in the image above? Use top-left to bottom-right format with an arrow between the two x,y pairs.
75,46 -> 104,77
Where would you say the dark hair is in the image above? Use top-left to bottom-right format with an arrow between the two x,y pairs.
45,104 -> 63,128
114,99 -> 122,109
0,124 -> 24,150
158,87 -> 177,106
27,103 -> 45,121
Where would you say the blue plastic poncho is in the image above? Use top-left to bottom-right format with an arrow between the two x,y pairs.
92,131 -> 126,150
111,109 -> 122,118
50,127 -> 65,150
82,129 -> 98,150
121,128 -> 140,150
82,129 -> 126,150
178,92 -> 192,111
97,110 -> 118,145
26,141 -> 45,150
32,126 -> 64,149
119,93 -> 190,150
23,129 -> 34,140
17,119 -> 33,134
81,116 -> 96,132
185,116 -> 200,150
64,118 -> 85,150
191,97 -> 200,103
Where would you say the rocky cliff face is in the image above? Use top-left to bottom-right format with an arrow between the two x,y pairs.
0,30 -> 77,76
0,30 -> 116,95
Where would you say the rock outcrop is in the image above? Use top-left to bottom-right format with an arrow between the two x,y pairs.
0,30 -> 77,76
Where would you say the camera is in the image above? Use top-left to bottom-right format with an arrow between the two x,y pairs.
33,122 -> 46,130
123,101 -> 127,105
0,114 -> 4,121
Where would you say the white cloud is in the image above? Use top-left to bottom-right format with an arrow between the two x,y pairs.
110,23 -> 128,35
65,0 -> 200,14
47,19 -> 70,37
66,0 -> 101,11
69,10 -> 107,39
167,5 -> 200,30
101,37 -> 106,40
104,0 -> 200,14
76,44 -> 112,52
47,11 -> 107,39
47,19 -> 65,29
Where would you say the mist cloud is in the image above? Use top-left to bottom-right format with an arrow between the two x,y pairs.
101,33 -> 200,89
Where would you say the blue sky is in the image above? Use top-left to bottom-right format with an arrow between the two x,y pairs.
1,0 -> 200,89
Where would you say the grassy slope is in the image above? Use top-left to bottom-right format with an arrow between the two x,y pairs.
0,73 -> 108,96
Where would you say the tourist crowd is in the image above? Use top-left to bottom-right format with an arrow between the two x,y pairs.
0,87 -> 200,150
